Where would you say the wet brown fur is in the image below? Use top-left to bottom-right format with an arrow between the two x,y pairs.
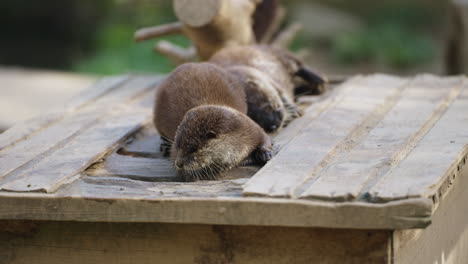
209,45 -> 324,132
154,62 -> 272,181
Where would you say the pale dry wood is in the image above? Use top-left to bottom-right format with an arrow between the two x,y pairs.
174,0 -> 223,27
392,160 -> 468,264
243,75 -> 407,198
0,77 -> 161,192
0,103 -> 152,193
0,190 -> 432,229
0,76 -> 129,151
369,77 -> 468,202
272,79 -> 352,149
0,68 -> 97,130
154,41 -> 197,65
0,221 -> 390,264
300,75 -> 465,201
273,87 -> 361,169
176,0 -> 257,59
134,22 -> 183,42
0,77 -> 157,183
74,176 -> 247,198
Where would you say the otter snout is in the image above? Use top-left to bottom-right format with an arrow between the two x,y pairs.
175,158 -> 184,169
174,154 -> 192,170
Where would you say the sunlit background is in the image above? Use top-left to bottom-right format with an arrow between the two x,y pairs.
0,0 -> 450,130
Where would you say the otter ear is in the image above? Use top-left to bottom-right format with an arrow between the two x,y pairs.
205,131 -> 217,139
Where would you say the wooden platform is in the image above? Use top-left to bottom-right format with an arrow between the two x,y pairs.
0,74 -> 468,263
0,74 -> 467,229
0,67 -> 96,131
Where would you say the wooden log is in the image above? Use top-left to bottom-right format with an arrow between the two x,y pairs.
153,41 -> 196,65
174,0 -> 257,59
134,22 -> 183,42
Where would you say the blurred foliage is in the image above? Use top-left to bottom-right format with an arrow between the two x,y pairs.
0,0 -> 443,73
0,0 -> 112,69
73,0 -> 189,74
330,3 -> 437,68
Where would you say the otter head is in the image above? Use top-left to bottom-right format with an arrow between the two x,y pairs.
228,66 -> 284,133
171,105 -> 254,182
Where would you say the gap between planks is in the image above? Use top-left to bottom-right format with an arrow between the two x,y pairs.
299,75 -> 466,202
243,74 -> 408,198
0,76 -> 162,193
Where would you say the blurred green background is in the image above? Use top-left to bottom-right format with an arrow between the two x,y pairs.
0,0 -> 448,76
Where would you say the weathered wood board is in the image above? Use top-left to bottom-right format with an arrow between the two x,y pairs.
0,74 -> 467,231
0,222 -> 391,264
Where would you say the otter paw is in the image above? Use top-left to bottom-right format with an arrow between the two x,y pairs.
252,147 -> 273,165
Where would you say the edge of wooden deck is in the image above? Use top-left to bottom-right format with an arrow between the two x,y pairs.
0,191 -> 432,230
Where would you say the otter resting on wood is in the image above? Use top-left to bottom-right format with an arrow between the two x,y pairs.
153,62 -> 273,181
209,45 -> 327,133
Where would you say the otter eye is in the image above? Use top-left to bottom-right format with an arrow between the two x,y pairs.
205,131 -> 217,139
187,145 -> 197,154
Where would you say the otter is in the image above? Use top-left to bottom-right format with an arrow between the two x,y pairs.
153,62 -> 273,182
209,45 -> 327,132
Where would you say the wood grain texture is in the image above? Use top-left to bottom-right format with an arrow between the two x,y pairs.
300,75 -> 465,201
0,222 -> 390,264
0,74 -> 467,230
392,156 -> 468,264
0,76 -> 161,193
368,77 -> 468,202
243,74 -> 407,198
0,76 -> 129,151
87,154 -> 176,181
0,188 -> 432,229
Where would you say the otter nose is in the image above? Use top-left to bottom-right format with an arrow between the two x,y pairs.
175,158 -> 184,169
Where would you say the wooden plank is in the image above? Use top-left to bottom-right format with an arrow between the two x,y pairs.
0,77 -> 159,184
68,176 -> 247,198
120,125 -> 162,157
299,75 -> 465,201
0,75 -> 129,151
0,98 -> 153,193
243,75 -> 407,198
87,154 -> 176,182
0,190 -> 432,229
112,123 -> 260,181
0,68 -> 97,130
0,222 -> 391,264
368,77 -> 468,202
86,152 -> 259,182
272,80 -> 353,150
392,157 -> 468,264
